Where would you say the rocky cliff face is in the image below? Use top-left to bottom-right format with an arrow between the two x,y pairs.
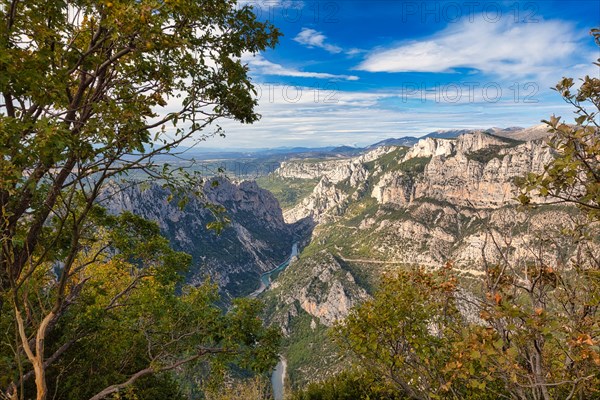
280,132 -> 553,220
268,132 -> 566,274
267,131 -> 566,284
102,178 -> 298,296
403,136 -> 455,160
267,251 -> 368,330
368,135 -> 553,208
413,139 -> 552,207
283,176 -> 350,224
277,146 -> 394,184
262,250 -> 369,387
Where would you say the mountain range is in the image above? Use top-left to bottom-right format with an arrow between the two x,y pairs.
256,127 -> 588,388
166,124 -> 552,162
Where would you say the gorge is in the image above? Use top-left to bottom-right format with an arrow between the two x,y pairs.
102,126 -> 593,392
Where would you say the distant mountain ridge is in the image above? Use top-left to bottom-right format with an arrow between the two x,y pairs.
173,125 -> 551,161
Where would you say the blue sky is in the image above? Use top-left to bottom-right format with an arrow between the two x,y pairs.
205,0 -> 600,148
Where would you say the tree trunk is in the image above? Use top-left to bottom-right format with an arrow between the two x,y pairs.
32,359 -> 47,400
14,307 -> 55,400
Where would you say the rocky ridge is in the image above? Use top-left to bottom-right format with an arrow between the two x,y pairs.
264,130 -> 561,323
277,145 -> 394,184
280,131 -> 554,221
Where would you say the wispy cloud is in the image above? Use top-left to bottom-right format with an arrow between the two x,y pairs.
243,53 -> 359,81
346,48 -> 365,57
357,17 -> 583,80
294,28 -> 342,53
193,85 -> 571,148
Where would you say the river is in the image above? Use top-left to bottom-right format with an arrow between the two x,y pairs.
247,243 -> 297,399
271,358 -> 287,400
249,243 -> 298,298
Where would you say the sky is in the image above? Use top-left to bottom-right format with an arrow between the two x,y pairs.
202,0 -> 600,149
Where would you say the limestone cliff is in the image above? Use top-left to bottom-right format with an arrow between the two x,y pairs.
283,176 -> 350,224
102,178 -> 298,296
269,131 -> 563,272
276,146 -> 395,184
266,251 -> 368,331
371,134 -> 554,208
280,131 -> 553,224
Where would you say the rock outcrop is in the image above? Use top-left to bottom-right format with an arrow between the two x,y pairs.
259,127 -> 594,390
277,146 -> 394,184
283,176 -> 349,223
404,137 -> 454,160
375,133 -> 553,208
266,251 -> 368,331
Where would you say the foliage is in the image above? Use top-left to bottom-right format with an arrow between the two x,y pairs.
334,265 -> 486,400
290,369 -> 406,400
362,147 -> 409,175
204,376 -> 273,400
493,33 -> 600,397
333,245 -> 600,400
0,211 -> 281,400
460,220 -> 600,399
465,145 -> 506,164
396,156 -> 432,176
366,153 -> 431,178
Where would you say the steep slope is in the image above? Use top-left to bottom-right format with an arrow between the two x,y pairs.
102,178 -> 302,296
262,251 -> 369,385
374,132 -> 552,208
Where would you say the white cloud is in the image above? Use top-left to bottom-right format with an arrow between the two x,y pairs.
346,48 -> 365,57
243,53 -> 359,81
357,17 -> 583,80
294,28 -> 342,54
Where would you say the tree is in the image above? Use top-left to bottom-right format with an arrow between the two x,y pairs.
290,369 -> 406,400
471,27 -> 600,400
519,29 -> 600,221
460,212 -> 600,400
333,266 -> 497,400
0,0 -> 280,399
204,376 -> 273,400
0,210 -> 281,400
